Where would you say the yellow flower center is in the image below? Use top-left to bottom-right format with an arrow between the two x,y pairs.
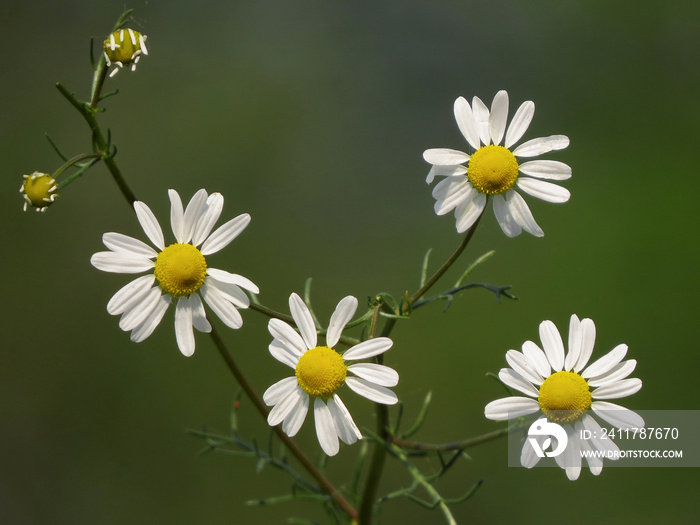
22,173 -> 58,207
295,346 -> 347,398
154,244 -> 207,297
467,145 -> 519,195
538,371 -> 592,424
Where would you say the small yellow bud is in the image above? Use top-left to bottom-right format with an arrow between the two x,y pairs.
103,28 -> 148,77
20,172 -> 59,212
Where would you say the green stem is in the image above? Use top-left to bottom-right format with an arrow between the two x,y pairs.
52,151 -> 102,182
56,82 -> 137,206
393,422 -> 524,452
358,218 -> 482,522
357,304 -> 389,525
208,326 -> 358,521
406,213 -> 482,308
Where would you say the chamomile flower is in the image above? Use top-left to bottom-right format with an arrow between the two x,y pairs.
484,315 -> 643,480
91,189 -> 258,357
20,172 -> 58,212
103,28 -> 148,77
424,90 -> 571,237
264,294 -> 399,456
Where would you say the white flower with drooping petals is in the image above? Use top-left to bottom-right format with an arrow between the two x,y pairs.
485,315 -> 643,480
264,293 -> 399,456
424,90 -> 571,237
91,189 -> 258,357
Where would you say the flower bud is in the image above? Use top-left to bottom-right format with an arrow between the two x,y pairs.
103,28 -> 148,77
20,172 -> 59,212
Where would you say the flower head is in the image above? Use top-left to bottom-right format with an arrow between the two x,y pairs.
264,294 -> 399,456
91,189 -> 258,357
485,315 -> 643,480
424,90 -> 571,237
20,172 -> 58,212
103,28 -> 148,77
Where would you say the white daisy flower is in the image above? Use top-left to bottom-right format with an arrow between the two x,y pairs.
91,189 -> 258,357
484,315 -> 644,480
263,293 -> 399,456
423,90 -> 571,237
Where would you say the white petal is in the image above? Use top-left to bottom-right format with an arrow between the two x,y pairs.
516,178 -> 570,204
269,340 -> 300,369
314,398 -> 339,456
498,368 -> 538,397
182,189 -> 208,244
289,293 -> 317,349
433,177 -> 474,216
592,401 -> 645,429
426,165 -> 467,184
489,90 -> 509,146
521,434 -> 544,469
539,320 -> 565,371
91,251 -> 154,274
583,415 -> 620,455
200,283 -> 243,329
453,96 -> 481,150
130,294 -> 171,342
268,318 -> 307,355
133,201 -> 164,251
174,297 -> 195,356
505,349 -> 544,385
484,396 -> 540,420
513,135 -> 570,157
107,274 -> 156,315
521,341 -> 551,378
119,286 -> 162,332
592,378 -> 642,400
518,160 -> 572,181
582,344 -> 628,379
192,192 -> 224,247
492,194 -> 522,238
432,174 -> 469,199
263,376 -> 299,406
282,392 -> 309,437
554,425 -> 581,480
576,420 -> 604,475
204,278 -> 249,308
102,232 -> 158,258
505,100 -> 535,148
348,363 -> 399,387
189,292 -> 211,333
267,384 -> 304,426
200,213 -> 251,256
328,394 -> 362,445
587,360 -> 637,388
455,193 -> 486,233
565,315 -> 582,371
574,318 -> 596,372
423,148 -> 470,166
327,296 -> 358,348
206,268 -> 259,294
471,96 -> 491,146
345,377 -> 398,404
505,190 -> 544,237
342,337 -> 392,360
168,189 -> 186,243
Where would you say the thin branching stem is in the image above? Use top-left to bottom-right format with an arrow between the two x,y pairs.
208,326 -> 358,521
393,423 -> 522,452
406,213 -> 482,309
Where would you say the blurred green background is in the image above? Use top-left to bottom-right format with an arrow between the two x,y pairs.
2,0 -> 699,523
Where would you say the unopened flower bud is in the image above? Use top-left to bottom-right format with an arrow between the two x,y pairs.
103,28 -> 148,77
20,172 -> 59,212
